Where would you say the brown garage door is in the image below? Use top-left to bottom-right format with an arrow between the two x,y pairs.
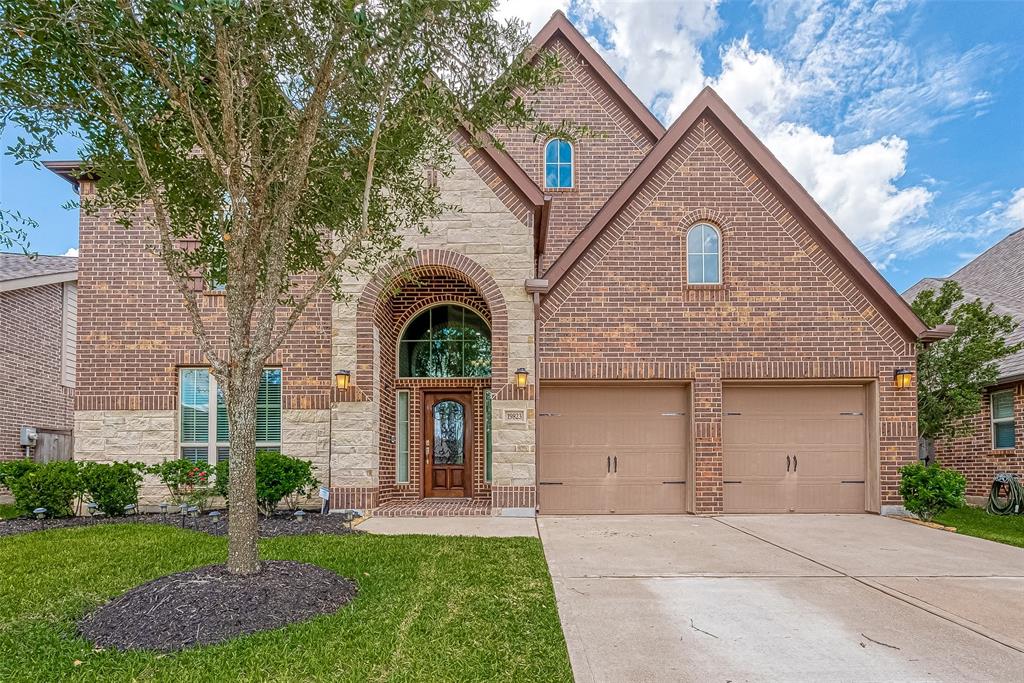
722,385 -> 867,513
539,385 -> 689,514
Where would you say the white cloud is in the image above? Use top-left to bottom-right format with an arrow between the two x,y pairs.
62,247 -> 78,257
498,1 -> 1003,261
1004,188 -> 1024,229
494,0 -> 568,34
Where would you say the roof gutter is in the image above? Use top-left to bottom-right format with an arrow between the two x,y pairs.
919,325 -> 956,343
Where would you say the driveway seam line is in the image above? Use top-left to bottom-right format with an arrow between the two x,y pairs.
711,517 -> 1024,655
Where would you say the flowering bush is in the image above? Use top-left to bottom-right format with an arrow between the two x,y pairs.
147,460 -> 213,510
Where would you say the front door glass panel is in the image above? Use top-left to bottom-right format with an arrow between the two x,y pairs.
433,400 -> 465,465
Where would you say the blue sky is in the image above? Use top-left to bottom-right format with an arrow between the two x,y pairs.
2,1 -> 1022,293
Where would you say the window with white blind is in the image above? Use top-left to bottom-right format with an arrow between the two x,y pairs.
179,368 -> 282,464
991,390 -> 1016,450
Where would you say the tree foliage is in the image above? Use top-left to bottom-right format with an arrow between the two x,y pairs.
911,280 -> 1021,440
0,0 -> 565,573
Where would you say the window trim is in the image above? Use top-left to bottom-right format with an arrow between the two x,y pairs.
178,367 -> 283,466
991,389 -> 1016,450
395,301 -> 492,379
544,138 -> 574,190
685,223 -> 722,285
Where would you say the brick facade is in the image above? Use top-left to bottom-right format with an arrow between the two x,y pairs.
932,382 -> 1024,500
63,12 -> 928,516
0,283 -> 75,458
535,116 -> 919,513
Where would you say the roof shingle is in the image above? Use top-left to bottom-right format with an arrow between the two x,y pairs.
0,252 -> 78,284
902,229 -> 1024,382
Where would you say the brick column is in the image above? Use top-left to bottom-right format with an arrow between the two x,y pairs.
692,364 -> 723,514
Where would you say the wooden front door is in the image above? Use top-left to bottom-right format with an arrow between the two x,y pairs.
423,391 -> 472,498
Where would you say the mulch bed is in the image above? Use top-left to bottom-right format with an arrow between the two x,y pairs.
0,511 -> 363,539
78,560 -> 358,652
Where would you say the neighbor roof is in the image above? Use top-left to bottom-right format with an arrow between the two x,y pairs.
903,229 -> 1024,383
540,85 -> 936,342
0,252 -> 78,292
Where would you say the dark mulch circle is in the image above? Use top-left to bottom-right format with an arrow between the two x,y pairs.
0,511 -> 363,539
78,560 -> 358,652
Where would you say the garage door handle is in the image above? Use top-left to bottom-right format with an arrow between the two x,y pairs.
607,456 -> 611,473
793,455 -> 797,472
614,456 -> 617,473
786,455 -> 790,472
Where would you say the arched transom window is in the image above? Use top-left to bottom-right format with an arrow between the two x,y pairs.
686,223 -> 721,284
544,139 -> 574,189
399,304 -> 491,378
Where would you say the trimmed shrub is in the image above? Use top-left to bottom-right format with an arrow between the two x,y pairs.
8,461 -> 84,518
899,463 -> 967,521
254,451 -> 318,517
0,459 -> 37,489
147,460 -> 213,510
81,462 -> 146,516
213,459 -> 230,500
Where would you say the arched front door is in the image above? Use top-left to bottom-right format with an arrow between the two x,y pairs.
423,392 -> 473,497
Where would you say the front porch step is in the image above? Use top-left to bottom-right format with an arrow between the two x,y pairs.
373,499 -> 492,518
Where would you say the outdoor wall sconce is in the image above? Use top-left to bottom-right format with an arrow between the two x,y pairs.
515,368 -> 529,389
894,369 -> 913,389
335,370 -> 351,391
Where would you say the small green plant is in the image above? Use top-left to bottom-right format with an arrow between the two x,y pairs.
80,462 -> 146,516
254,452 -> 318,517
147,460 -> 213,510
212,459 -> 230,501
0,459 -> 37,489
8,461 -> 84,518
899,463 -> 967,521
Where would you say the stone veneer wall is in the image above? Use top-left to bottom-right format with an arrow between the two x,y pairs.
331,147 -> 537,512
76,409 -> 331,507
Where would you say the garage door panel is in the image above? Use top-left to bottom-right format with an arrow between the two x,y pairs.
723,386 -> 868,514
539,385 -> 689,514
794,481 -> 865,513
724,482 -> 790,513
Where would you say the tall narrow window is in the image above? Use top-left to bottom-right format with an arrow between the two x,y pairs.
484,390 -> 493,482
178,368 -> 282,465
180,368 -> 211,463
686,223 -> 721,284
397,391 -> 410,483
544,139 -> 573,189
992,390 -> 1016,449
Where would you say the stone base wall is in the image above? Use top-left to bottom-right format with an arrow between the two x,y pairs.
330,401 -> 379,488
490,399 -> 536,489
75,410 -> 176,503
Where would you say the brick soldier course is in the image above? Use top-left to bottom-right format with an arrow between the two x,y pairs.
50,11 -> 948,516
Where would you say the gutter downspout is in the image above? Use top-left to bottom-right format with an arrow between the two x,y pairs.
524,279 -> 549,516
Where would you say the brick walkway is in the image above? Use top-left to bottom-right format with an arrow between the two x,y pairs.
373,498 -> 492,517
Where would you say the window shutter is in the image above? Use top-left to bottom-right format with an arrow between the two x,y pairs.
255,369 -> 282,444
216,386 -> 230,442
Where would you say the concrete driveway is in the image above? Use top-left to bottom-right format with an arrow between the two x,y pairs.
539,514 -> 1024,682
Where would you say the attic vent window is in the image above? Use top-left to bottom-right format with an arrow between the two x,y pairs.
545,139 -> 573,189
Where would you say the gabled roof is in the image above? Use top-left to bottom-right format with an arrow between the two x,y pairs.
527,10 -> 665,143
0,252 -> 77,291
541,86 -> 937,341
903,229 -> 1024,382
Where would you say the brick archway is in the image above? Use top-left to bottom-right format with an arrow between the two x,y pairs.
354,249 -> 509,396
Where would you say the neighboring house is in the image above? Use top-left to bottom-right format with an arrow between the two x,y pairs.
45,12 -> 948,516
0,252 -> 77,462
903,229 -> 1024,501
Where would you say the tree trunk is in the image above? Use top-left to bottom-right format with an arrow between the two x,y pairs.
225,363 -> 263,575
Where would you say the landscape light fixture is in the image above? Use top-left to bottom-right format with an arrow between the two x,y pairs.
515,368 -> 529,389
894,369 -> 913,390
335,370 -> 351,391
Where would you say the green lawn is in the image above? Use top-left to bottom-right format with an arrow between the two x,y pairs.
934,506 -> 1024,549
0,525 -> 571,682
